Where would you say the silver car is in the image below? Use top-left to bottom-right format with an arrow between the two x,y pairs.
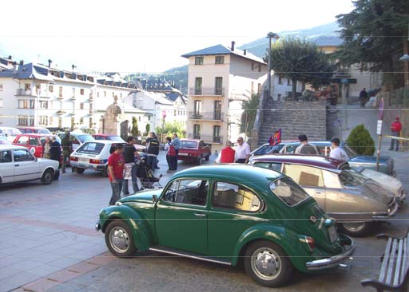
251,155 -> 398,237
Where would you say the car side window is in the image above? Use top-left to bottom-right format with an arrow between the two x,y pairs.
254,162 -> 282,172
0,150 -> 12,163
13,149 -> 35,162
17,136 -> 29,145
29,137 -> 39,146
163,179 -> 208,206
283,164 -> 324,187
212,182 -> 261,212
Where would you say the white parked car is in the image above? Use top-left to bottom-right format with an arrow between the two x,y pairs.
70,140 -> 127,177
0,145 -> 60,185
0,127 -> 22,142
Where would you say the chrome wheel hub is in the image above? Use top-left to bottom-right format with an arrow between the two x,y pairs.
251,247 -> 281,280
109,227 -> 129,253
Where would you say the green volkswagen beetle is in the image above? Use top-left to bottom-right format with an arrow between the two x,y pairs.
96,165 -> 354,287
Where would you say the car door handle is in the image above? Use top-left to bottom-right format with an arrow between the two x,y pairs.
15,164 -> 19,167
315,191 -> 322,195
194,213 -> 206,217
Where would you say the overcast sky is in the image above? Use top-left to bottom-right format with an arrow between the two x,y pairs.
0,0 -> 354,74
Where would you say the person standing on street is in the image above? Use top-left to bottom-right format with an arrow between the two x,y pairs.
294,134 -> 319,155
42,136 -> 51,159
389,116 -> 402,151
49,136 -> 62,168
123,136 -> 141,196
235,137 -> 250,163
164,137 -> 177,172
359,88 -> 368,108
146,132 -> 159,171
215,141 -> 236,163
61,131 -> 73,173
329,137 -> 349,161
108,144 -> 125,205
171,133 -> 180,170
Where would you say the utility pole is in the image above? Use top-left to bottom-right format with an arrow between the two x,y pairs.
267,32 -> 279,99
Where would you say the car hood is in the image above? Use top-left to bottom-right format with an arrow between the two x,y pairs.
350,155 -> 390,164
120,189 -> 163,204
354,180 -> 394,205
360,169 -> 402,196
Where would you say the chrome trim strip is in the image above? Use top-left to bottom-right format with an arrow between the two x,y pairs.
372,202 -> 399,219
306,236 -> 355,270
149,247 -> 231,266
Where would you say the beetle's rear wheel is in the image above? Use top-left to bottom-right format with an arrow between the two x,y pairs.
105,220 -> 137,257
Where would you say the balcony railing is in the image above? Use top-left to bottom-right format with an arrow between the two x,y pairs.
188,111 -> 224,121
189,87 -> 225,96
335,68 -> 351,78
16,89 -> 34,96
187,134 -> 224,144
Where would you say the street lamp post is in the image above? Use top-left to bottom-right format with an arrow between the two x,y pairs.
267,32 -> 279,99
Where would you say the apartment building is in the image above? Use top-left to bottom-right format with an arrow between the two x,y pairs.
181,42 -> 268,152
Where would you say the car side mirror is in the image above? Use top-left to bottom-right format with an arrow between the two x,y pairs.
152,195 -> 159,203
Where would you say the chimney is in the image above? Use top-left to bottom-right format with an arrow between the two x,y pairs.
48,59 -> 52,68
19,60 -> 24,66
231,41 -> 235,51
8,55 -> 12,60
244,49 -> 247,55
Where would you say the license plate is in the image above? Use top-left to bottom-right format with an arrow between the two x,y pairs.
79,158 -> 89,163
328,225 -> 338,242
178,153 -> 188,156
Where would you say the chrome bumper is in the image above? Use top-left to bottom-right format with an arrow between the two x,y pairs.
372,201 -> 399,220
95,220 -> 101,231
306,236 -> 355,271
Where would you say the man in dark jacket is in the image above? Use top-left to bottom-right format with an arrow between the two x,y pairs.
146,132 -> 159,171
359,88 -> 368,108
49,136 -> 62,168
61,131 -> 73,173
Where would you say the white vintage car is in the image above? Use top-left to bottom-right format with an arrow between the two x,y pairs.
0,145 -> 59,185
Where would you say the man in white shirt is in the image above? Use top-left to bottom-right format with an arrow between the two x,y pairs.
329,137 -> 349,161
235,137 -> 251,163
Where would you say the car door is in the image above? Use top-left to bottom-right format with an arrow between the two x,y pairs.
282,164 -> 326,210
0,150 -> 14,183
155,179 -> 209,254
13,148 -> 41,181
207,181 -> 264,260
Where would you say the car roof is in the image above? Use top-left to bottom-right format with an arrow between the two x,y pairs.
0,145 -> 27,150
82,140 -> 125,145
93,134 -> 118,136
180,139 -> 200,142
252,154 -> 346,170
16,133 -> 54,137
173,164 -> 284,182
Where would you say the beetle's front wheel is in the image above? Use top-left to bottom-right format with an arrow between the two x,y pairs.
244,241 -> 293,288
105,220 -> 137,257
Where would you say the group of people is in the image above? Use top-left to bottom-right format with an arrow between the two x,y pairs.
164,133 -> 180,172
294,134 -> 349,161
215,136 -> 251,164
41,132 -> 73,173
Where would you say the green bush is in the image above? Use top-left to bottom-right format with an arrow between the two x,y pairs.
346,124 -> 375,155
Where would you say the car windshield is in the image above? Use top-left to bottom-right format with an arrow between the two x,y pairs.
342,145 -> 357,159
339,170 -> 363,187
76,142 -> 105,154
180,141 -> 198,149
269,176 -> 309,207
76,135 -> 94,143
107,136 -> 124,141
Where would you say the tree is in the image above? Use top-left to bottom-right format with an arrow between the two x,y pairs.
266,38 -> 335,99
335,0 -> 409,89
346,124 -> 375,155
131,117 -> 139,137
145,124 -> 150,136
241,93 -> 260,136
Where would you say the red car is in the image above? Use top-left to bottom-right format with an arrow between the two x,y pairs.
17,127 -> 52,134
177,139 -> 211,164
13,134 -> 61,159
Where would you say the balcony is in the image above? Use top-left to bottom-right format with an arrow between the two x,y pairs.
56,110 -> 66,116
187,134 -> 224,144
189,87 -> 224,96
16,89 -> 34,96
188,111 -> 224,121
334,68 -> 351,78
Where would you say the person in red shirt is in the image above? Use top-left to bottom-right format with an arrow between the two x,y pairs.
108,144 -> 125,205
215,141 -> 236,163
389,116 -> 402,151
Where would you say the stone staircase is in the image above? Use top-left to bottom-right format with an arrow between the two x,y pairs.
258,99 -> 327,146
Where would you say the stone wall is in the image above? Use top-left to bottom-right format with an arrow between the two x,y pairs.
258,100 -> 327,146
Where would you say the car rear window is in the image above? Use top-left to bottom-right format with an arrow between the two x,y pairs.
77,142 -> 105,154
180,141 -> 198,149
76,135 -> 94,143
270,176 -> 309,207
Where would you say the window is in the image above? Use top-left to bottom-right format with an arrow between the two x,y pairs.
278,75 -> 283,85
50,117 -> 53,125
0,150 -> 12,163
195,77 -> 202,95
17,136 -> 29,145
193,100 -> 202,117
277,94 -> 282,101
212,182 -> 262,212
39,116 -> 48,126
49,85 -> 53,93
80,102 -> 84,110
103,91 -> 106,97
269,177 -> 309,207
213,126 -> 221,143
195,57 -> 204,65
163,179 -> 208,206
193,124 -> 200,139
77,142 -> 105,154
59,86 -> 63,97
97,92 -> 100,97
283,164 -> 324,187
287,78 -> 291,86
215,56 -> 224,64
29,137 -> 39,146
174,110 -> 176,116
39,101 -> 48,109
254,162 -> 282,172
215,77 -> 223,95
80,89 -> 84,95
25,84 -> 31,91
18,116 -> 28,126
13,149 -> 35,162
72,88 -> 76,96
80,117 -> 84,124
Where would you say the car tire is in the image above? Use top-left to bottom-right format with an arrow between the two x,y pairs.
54,170 -> 60,180
105,219 -> 137,257
76,168 -> 85,174
102,166 -> 109,177
244,240 -> 293,288
41,169 -> 54,185
339,222 -> 373,237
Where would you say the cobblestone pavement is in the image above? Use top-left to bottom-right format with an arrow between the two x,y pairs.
1,136 -> 408,291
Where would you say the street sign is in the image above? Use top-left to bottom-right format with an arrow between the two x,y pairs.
377,120 -> 383,135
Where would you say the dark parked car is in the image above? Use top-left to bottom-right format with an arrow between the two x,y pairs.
96,164 -> 354,287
